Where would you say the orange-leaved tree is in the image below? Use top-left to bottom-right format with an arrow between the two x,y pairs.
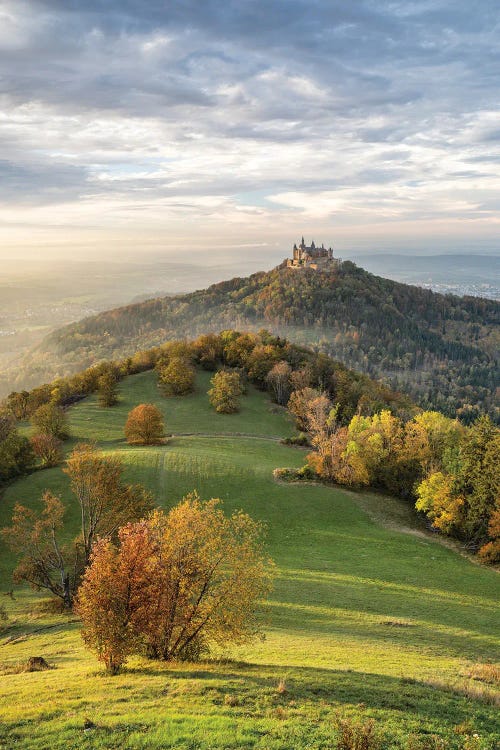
76,493 -> 274,672
124,403 -> 165,445
75,530 -> 151,674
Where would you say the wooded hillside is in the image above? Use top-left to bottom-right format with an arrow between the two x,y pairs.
4,262 -> 498,421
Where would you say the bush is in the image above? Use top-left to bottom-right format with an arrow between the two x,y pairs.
282,432 -> 309,447
335,718 -> 381,750
273,465 -> 315,482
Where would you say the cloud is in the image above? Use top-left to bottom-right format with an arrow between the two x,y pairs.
0,0 -> 499,255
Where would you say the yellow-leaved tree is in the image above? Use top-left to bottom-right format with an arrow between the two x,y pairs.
76,493 -> 274,673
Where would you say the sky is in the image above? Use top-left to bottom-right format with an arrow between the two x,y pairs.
0,0 -> 499,266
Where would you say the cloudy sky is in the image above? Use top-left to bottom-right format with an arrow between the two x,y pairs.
0,0 -> 499,264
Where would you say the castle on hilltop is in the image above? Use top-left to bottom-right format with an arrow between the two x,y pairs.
285,237 -> 342,270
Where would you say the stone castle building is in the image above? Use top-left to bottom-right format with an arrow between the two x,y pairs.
286,237 -> 341,269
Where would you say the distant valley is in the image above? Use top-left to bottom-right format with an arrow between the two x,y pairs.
349,253 -> 500,300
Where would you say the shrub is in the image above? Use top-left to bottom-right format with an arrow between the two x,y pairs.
335,718 -> 381,750
282,432 -> 309,447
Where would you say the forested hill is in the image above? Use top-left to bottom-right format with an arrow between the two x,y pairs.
5,261 -> 500,421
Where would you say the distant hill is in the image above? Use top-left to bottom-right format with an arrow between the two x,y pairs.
2,261 -> 499,420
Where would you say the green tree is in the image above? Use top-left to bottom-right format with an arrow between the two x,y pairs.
208,371 -> 243,413
0,429 -> 33,483
97,372 -> 118,407
157,357 -> 195,396
31,402 -> 69,440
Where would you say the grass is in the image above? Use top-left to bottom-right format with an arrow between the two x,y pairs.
0,370 -> 499,749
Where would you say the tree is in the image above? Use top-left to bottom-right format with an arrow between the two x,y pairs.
1,492 -> 79,608
64,442 -> 153,565
478,501 -> 500,564
5,390 -> 30,421
76,494 -> 274,672
266,361 -> 292,405
124,404 -> 165,445
208,371 -> 243,413
0,408 -> 15,442
193,333 -> 224,370
31,402 -> 69,440
97,372 -> 118,407
455,417 -> 499,544
76,534 -> 147,674
157,357 -> 195,396
415,472 -> 463,534
30,433 -> 63,467
2,446 -> 152,606
288,387 -> 320,431
0,429 -> 33,484
244,345 -> 280,388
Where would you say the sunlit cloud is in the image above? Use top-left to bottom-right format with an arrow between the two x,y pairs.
0,0 -> 498,259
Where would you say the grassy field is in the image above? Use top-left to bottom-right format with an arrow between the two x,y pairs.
0,370 -> 498,749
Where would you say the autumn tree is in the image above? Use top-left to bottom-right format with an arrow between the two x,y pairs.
124,404 -> 165,445
208,371 -> 243,413
157,356 -> 195,396
266,361 -> 292,406
2,446 -> 152,605
0,427 -> 33,484
75,533 -> 149,673
478,501 -> 500,564
97,372 -> 118,407
244,345 -> 280,388
30,433 -> 63,467
5,390 -> 30,421
193,333 -> 224,371
64,442 -> 153,565
415,472 -> 463,534
288,387 -> 320,431
31,402 -> 69,440
1,491 -> 79,608
76,494 -> 274,672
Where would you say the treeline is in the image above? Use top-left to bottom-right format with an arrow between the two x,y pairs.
2,330 -> 497,563
0,330 -> 414,486
285,396 -> 499,563
4,262 -> 498,421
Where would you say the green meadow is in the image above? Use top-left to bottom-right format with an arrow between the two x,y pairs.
0,371 -> 498,749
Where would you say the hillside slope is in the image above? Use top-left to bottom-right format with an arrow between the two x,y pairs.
1,370 -> 499,749
4,262 -> 499,419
